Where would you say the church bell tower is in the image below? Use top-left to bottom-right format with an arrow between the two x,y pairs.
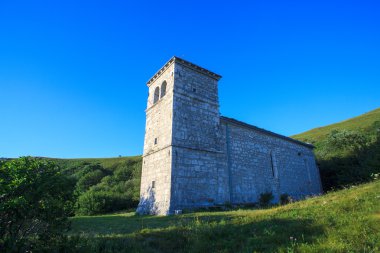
137,57 -> 222,215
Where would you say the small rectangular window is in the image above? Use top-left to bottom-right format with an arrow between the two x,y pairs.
152,181 -> 155,188
154,138 -> 158,145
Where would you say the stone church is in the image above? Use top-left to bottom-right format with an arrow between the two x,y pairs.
137,56 -> 323,215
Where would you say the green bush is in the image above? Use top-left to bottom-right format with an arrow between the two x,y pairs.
325,129 -> 369,154
77,169 -> 106,192
317,128 -> 380,190
280,193 -> 292,205
259,192 -> 274,207
74,159 -> 142,215
0,157 -> 75,252
76,190 -> 138,215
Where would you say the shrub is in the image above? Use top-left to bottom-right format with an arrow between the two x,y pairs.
113,165 -> 133,182
77,169 -> 106,192
280,193 -> 292,205
0,157 -> 75,252
259,192 -> 274,207
76,190 -> 138,215
326,129 -> 369,155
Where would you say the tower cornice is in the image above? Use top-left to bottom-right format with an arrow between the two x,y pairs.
146,56 -> 222,86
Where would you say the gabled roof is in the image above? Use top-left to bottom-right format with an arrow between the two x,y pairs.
147,56 -> 222,86
220,116 -> 314,149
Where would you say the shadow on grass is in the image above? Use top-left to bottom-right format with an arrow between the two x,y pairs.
69,212 -> 236,236
68,215 -> 325,253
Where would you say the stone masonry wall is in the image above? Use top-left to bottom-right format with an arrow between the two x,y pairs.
143,64 -> 175,155
138,147 -> 172,215
137,63 -> 175,215
170,146 -> 228,212
222,119 -> 323,203
171,63 -> 221,151
168,62 -> 229,212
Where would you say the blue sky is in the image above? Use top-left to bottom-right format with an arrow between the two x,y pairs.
1,0 -> 379,158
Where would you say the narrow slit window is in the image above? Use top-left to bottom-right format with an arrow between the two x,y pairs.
270,152 -> 278,179
270,154 -> 275,177
152,181 -> 155,189
154,138 -> 158,145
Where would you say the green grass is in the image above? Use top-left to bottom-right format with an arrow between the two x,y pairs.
68,180 -> 380,252
292,107 -> 380,144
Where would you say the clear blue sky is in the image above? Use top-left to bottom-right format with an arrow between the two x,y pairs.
1,0 -> 379,158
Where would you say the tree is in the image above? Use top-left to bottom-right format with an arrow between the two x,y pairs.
76,168 -> 106,192
0,157 -> 75,252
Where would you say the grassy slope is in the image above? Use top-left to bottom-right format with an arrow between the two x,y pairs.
291,107 -> 380,190
292,107 -> 380,143
69,180 -> 380,253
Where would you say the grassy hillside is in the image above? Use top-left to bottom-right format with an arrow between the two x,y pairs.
292,107 -> 380,190
66,179 -> 380,252
292,107 -> 380,144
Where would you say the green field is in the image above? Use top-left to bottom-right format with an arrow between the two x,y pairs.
68,179 -> 380,252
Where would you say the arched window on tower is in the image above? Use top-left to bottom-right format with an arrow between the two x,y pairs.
161,81 -> 167,98
153,86 -> 160,104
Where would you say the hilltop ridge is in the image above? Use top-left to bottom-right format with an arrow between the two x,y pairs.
292,107 -> 380,143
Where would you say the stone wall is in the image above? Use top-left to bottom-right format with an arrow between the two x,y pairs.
170,146 -> 228,212
137,63 -> 175,215
137,147 -> 172,215
171,62 -> 221,151
143,64 -> 174,155
221,118 -> 323,203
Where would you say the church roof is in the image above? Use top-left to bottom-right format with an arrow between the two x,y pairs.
147,56 -> 222,86
220,116 -> 314,149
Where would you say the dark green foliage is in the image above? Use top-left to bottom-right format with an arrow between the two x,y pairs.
56,157 -> 143,215
259,192 -> 274,207
76,190 -> 138,215
0,157 -> 75,252
294,113 -> 380,190
280,193 -> 292,205
317,127 -> 380,190
76,167 -> 107,192
325,129 -> 369,154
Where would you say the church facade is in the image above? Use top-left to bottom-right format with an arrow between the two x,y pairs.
137,57 -> 323,215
